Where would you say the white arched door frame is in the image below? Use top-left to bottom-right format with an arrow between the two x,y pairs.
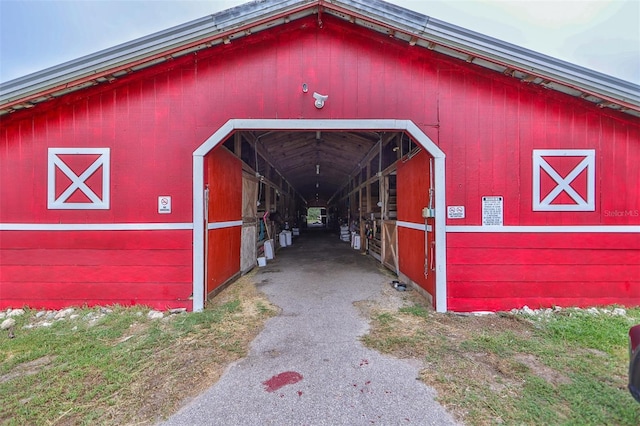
193,119 -> 447,312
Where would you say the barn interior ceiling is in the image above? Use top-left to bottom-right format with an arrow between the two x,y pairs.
233,130 -> 403,204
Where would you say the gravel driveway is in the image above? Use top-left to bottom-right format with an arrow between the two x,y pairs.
161,231 -> 459,425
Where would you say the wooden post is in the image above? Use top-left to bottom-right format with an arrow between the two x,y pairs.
234,133 -> 242,157
366,162 -> 372,215
266,185 -> 272,212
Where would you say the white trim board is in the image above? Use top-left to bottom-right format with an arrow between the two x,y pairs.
446,225 -> 640,233
397,221 -> 433,232
0,223 -> 193,231
207,220 -> 243,230
193,119 -> 448,313
194,120 -> 446,158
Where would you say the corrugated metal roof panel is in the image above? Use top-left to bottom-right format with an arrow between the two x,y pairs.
0,0 -> 314,106
422,16 -> 639,106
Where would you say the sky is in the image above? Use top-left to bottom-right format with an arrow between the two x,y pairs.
0,0 -> 638,84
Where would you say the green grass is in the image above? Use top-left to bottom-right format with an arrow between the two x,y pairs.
2,307 -> 148,424
0,285 -> 276,426
363,305 -> 640,425
3,295 -> 639,425
399,304 -> 431,318
539,309 -> 635,354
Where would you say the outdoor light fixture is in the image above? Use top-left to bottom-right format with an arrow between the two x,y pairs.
302,83 -> 308,93
313,92 -> 328,108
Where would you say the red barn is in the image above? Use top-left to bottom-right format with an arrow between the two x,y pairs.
1,0 -> 638,313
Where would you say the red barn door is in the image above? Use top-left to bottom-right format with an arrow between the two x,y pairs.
205,147 -> 242,297
397,150 -> 438,307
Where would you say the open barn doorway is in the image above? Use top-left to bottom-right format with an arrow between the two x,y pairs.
306,207 -> 326,228
192,120 -> 447,313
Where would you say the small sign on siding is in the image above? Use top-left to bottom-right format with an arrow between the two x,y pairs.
158,196 -> 172,214
482,196 -> 503,226
447,206 -> 465,219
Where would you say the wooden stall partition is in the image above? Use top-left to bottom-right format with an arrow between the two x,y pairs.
241,172 -> 259,273
381,220 -> 398,274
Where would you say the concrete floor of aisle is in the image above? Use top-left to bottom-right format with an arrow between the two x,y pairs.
161,230 -> 459,425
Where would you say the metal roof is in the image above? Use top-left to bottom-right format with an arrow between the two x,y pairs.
1,0 -> 639,117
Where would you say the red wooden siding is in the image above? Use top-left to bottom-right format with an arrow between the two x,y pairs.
447,233 -> 640,311
0,231 -> 192,310
396,150 -> 436,302
205,147 -> 242,295
206,227 -> 241,295
0,99 -> 194,225
1,14 -> 638,311
439,71 -> 640,227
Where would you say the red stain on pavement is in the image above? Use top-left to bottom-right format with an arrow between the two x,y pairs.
263,371 -> 303,392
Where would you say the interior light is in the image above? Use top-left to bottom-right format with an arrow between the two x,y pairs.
316,164 -> 320,174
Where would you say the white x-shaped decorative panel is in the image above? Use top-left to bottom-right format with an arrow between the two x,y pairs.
48,148 -> 110,209
533,149 -> 595,211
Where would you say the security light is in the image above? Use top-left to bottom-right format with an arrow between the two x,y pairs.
313,92 -> 328,108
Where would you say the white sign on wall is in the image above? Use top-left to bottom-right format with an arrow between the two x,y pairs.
158,196 -> 172,214
482,196 -> 503,226
47,148 -> 110,210
447,206 -> 465,219
532,149 -> 595,211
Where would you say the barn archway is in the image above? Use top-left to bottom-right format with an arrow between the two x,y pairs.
192,119 -> 447,313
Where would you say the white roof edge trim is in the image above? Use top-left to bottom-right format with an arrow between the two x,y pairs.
0,0 -> 312,102
1,0 -> 638,114
421,18 -> 639,105
333,0 -> 639,107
